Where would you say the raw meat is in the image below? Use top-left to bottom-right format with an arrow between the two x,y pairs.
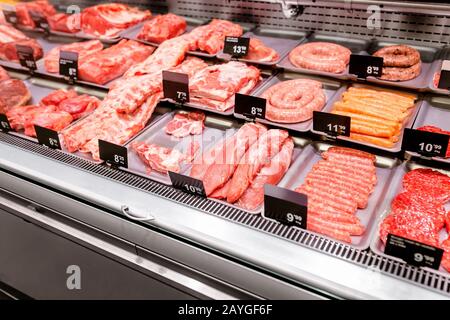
227,129 -> 290,203
58,94 -> 101,120
193,123 -> 267,195
81,3 -> 151,38
417,126 -> 450,158
246,38 -> 279,62
0,66 -> 9,82
15,0 -> 56,28
124,36 -> 191,77
24,111 -> 73,137
261,79 -> 326,123
137,14 -> 186,44
132,141 -> 186,174
0,79 -> 31,113
44,40 -> 103,73
189,61 -> 261,112
380,168 -> 450,247
48,13 -> 81,33
62,92 -> 162,160
40,89 -> 78,107
294,146 -> 377,243
0,24 -> 43,62
237,137 -> 294,210
289,42 -> 351,74
6,89 -> 100,135
165,111 -> 205,138
78,39 -> 154,84
331,86 -> 417,148
373,45 -> 421,81
186,19 -> 243,54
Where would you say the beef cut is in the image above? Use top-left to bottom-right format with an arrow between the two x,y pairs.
0,79 -> 31,113
246,38 -> 279,62
44,40 -> 103,73
137,14 -> 186,44
132,141 -> 195,174
380,168 -> 450,249
236,137 -> 294,210
15,0 -> 56,28
48,13 -> 81,34
0,66 -> 9,82
0,24 -> 43,62
189,61 -> 261,112
6,89 -> 100,136
78,39 -> 154,84
165,111 -> 205,138
81,3 -> 151,39
186,19 -> 243,54
124,36 -> 191,78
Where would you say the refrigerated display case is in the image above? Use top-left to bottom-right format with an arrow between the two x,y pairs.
1,0 -> 450,300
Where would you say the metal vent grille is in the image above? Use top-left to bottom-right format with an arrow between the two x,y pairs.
1,132 -> 449,296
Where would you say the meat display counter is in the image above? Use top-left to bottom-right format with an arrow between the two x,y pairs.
1,0 -> 450,300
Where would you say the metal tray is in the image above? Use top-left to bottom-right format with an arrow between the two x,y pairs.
6,77 -> 107,163
186,20 -> 256,59
277,32 -> 370,80
312,83 -> 423,153
274,141 -> 401,249
407,96 -> 450,164
184,69 -> 274,116
365,39 -> 442,91
244,72 -> 342,132
370,161 -> 450,276
121,16 -> 207,47
0,31 -> 72,72
194,134 -> 307,214
428,46 -> 450,95
123,109 -> 233,185
216,27 -> 307,67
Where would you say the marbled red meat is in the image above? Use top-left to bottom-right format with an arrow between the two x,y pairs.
0,24 -> 42,62
15,0 -> 56,28
0,66 -> 9,82
186,19 -> 243,54
137,14 -> 186,44
81,3 -> 151,39
78,39 -> 154,84
165,111 -> 205,138
48,13 -> 81,34
246,38 -> 279,62
0,79 -> 31,113
44,40 -> 103,73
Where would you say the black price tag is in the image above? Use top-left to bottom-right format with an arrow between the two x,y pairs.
402,128 -> 449,158
59,50 -> 78,81
169,171 -> 206,198
30,11 -> 49,31
223,36 -> 250,58
98,139 -> 128,168
16,45 -> 36,71
3,9 -> 18,25
264,184 -> 308,229
0,113 -> 11,132
313,111 -> 351,137
437,60 -> 450,90
385,234 -> 443,270
349,54 -> 383,78
234,93 -> 266,120
162,70 -> 189,104
35,125 -> 61,150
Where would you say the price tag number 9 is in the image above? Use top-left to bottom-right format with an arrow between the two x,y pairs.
286,212 -> 303,224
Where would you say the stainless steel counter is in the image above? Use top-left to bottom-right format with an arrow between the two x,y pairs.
0,136 -> 447,299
